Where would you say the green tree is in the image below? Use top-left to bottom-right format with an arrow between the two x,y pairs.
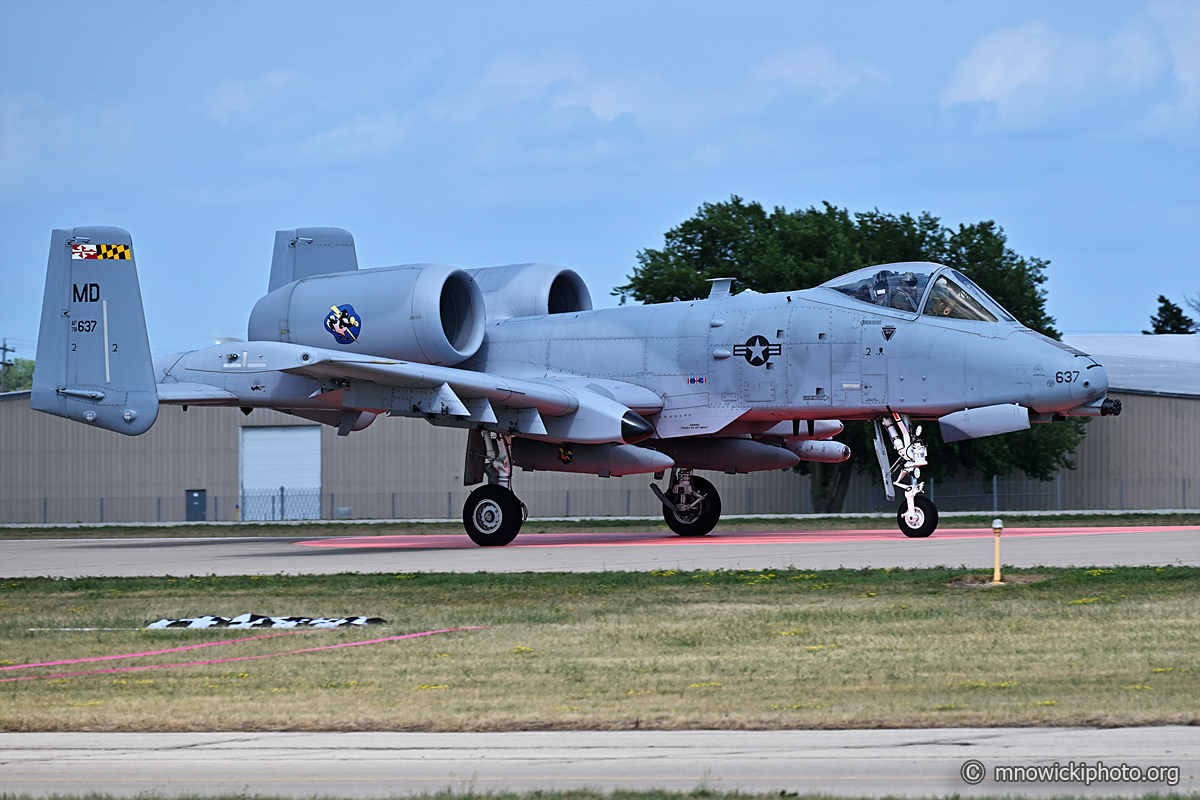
1143,295 -> 1197,334
616,197 -> 1086,512
1,357 -> 34,392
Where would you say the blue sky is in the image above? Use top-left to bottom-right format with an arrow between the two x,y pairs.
2,0 -> 1197,360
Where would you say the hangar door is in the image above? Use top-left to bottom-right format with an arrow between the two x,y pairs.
239,426 -> 322,520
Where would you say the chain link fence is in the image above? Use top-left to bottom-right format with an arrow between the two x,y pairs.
239,487 -> 322,521
2,474 -> 1195,525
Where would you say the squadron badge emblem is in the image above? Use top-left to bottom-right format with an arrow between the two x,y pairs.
324,304 -> 361,345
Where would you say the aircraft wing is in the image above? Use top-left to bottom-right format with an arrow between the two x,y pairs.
284,353 -> 660,443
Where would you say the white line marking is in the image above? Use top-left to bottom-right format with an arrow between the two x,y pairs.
102,299 -> 110,383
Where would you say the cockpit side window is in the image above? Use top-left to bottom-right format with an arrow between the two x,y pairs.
950,270 -> 1017,323
922,275 -> 998,322
826,269 -> 931,313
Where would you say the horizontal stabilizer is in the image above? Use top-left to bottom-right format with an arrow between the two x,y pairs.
939,403 -> 1030,443
269,227 -> 358,292
156,383 -> 239,404
31,227 -> 158,435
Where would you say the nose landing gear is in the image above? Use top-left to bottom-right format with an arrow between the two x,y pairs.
874,412 -> 939,538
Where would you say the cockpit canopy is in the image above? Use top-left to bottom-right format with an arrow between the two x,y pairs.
820,262 -> 1016,323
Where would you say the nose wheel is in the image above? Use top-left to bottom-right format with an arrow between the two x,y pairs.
897,494 -> 938,538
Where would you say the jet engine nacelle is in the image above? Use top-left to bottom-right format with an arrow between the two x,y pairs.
468,263 -> 593,321
247,264 -> 486,366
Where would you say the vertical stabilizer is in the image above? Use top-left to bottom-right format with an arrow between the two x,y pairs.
31,227 -> 159,435
268,227 -> 358,292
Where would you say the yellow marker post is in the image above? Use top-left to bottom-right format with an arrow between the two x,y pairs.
992,518 -> 1003,584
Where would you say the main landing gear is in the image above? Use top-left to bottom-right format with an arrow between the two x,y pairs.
462,431 -> 527,546
874,412 -> 939,538
651,468 -> 722,536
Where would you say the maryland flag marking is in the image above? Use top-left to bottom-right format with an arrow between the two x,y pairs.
72,243 -> 131,260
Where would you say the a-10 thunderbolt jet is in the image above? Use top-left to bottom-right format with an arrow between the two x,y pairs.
32,226 -> 1121,545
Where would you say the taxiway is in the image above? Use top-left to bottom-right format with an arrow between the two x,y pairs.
1,524 -> 1196,577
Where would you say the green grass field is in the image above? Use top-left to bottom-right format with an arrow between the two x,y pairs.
2,567 -> 1196,732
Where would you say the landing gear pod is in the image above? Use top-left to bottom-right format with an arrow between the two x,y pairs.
247,264 -> 486,366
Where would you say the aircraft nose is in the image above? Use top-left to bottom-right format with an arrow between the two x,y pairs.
1086,362 -> 1110,398
1062,356 -> 1105,406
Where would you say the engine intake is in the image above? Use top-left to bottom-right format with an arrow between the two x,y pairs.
469,263 -> 593,320
248,264 -> 485,366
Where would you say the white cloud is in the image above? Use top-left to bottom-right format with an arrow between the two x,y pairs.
431,52 -> 589,122
439,49 -> 746,134
206,71 -> 300,122
0,90 -> 134,191
938,13 -> 1188,131
941,22 -> 1068,110
753,44 -> 889,101
0,92 -> 72,182
1145,0 -> 1200,129
298,114 -> 408,163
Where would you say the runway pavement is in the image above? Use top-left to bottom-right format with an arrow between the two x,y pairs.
1,728 -> 1194,798
1,524 -> 1196,577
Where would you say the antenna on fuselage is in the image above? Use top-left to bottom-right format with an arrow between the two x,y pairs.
707,277 -> 735,298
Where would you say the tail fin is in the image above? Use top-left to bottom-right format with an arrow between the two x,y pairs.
31,227 -> 159,435
268,227 -> 358,293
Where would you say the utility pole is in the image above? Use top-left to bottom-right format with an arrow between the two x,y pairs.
0,339 -> 14,393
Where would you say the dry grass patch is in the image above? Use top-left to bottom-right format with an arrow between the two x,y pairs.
1,567 -> 1197,731
947,573 -> 1052,587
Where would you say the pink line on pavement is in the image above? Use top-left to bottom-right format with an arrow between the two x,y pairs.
0,627 -> 489,683
1,631 -> 307,671
295,525 -> 1198,550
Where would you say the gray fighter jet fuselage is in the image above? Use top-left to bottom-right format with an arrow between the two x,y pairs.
33,226 -> 1121,544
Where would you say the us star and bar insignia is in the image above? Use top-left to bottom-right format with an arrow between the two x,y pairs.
72,244 -> 131,260
733,334 -> 782,366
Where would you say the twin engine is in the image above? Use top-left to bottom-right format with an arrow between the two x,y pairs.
247,253 -> 592,366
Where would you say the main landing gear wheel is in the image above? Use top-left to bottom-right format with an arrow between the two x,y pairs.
463,484 -> 523,546
897,495 -> 938,538
664,475 -> 722,537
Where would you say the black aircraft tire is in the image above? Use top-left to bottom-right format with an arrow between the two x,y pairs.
664,476 -> 722,537
463,485 -> 523,546
897,495 -> 938,538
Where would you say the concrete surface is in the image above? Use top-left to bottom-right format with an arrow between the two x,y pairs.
1,525 -> 1196,577
1,728 -> 1195,798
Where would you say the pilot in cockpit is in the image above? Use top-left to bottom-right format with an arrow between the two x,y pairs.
923,275 -> 997,321
870,270 -> 920,312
